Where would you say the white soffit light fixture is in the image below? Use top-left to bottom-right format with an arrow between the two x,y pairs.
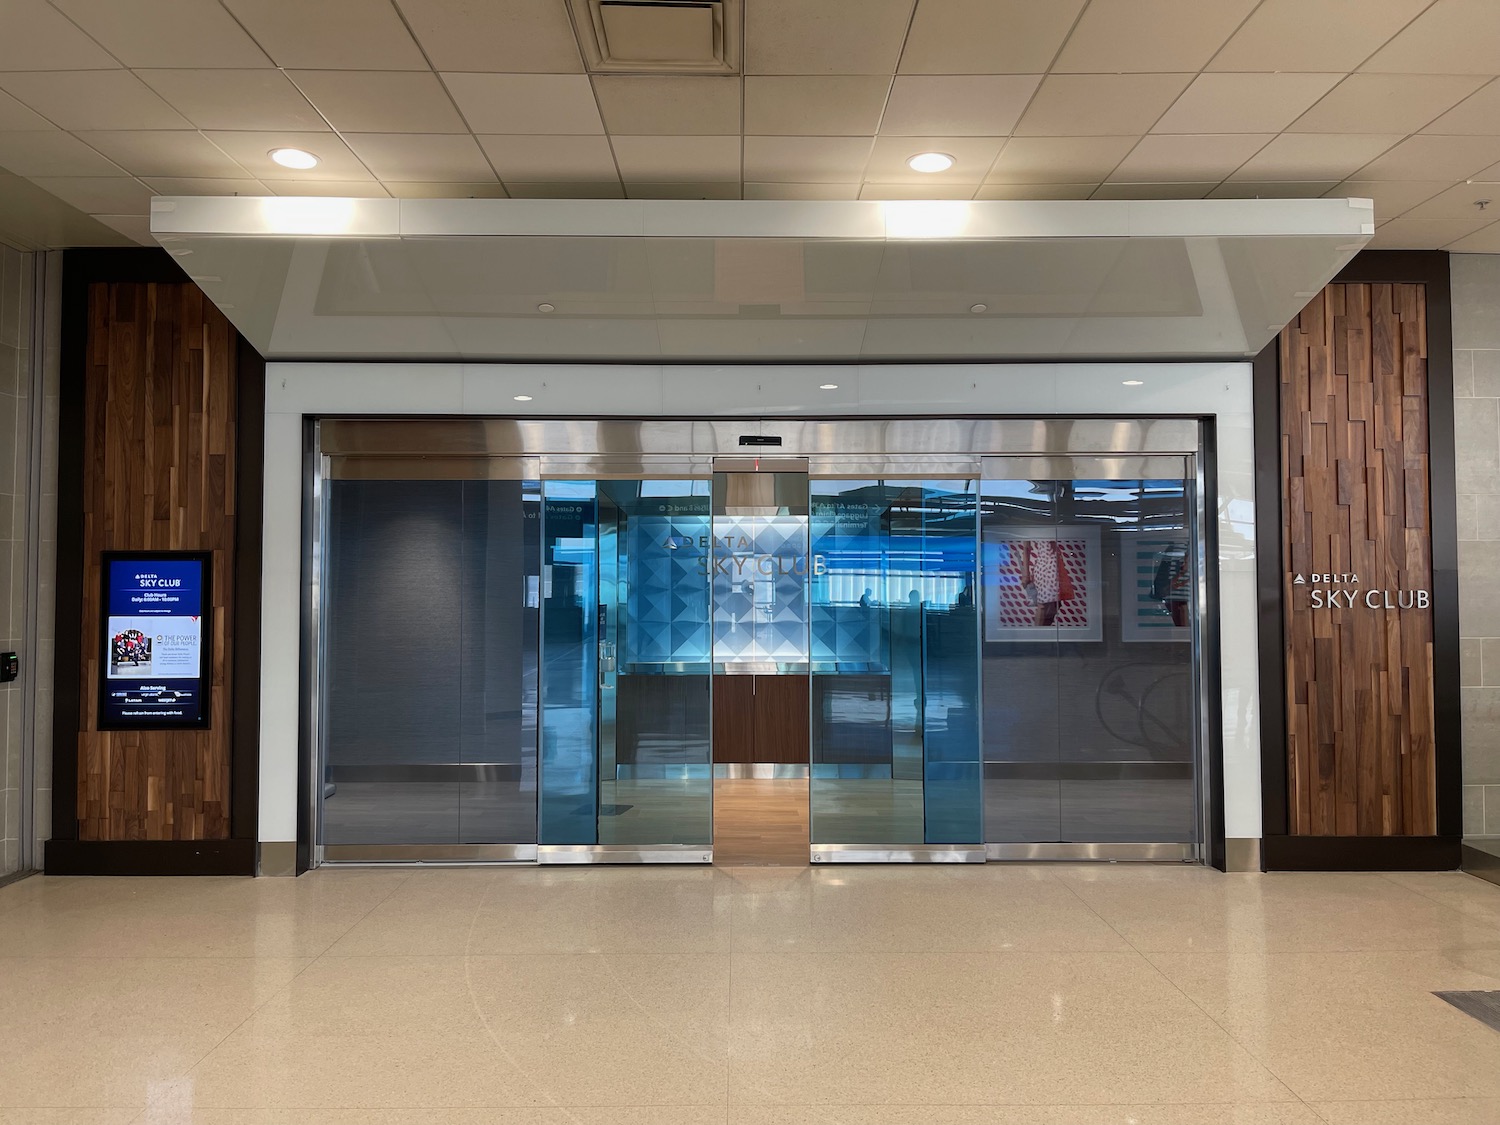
514,394 -> 534,401
907,152 -> 954,173
819,383 -> 839,389
1122,379 -> 1144,386
270,147 -> 319,170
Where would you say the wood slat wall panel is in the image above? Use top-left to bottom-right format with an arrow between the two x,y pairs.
1281,282 -> 1436,837
76,282 -> 237,842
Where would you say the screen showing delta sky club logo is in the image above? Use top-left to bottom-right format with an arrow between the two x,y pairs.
101,556 -> 208,727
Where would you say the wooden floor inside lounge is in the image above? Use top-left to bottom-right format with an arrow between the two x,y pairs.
713,778 -> 809,866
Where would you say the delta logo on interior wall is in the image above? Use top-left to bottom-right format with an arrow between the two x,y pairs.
1292,572 -> 1431,610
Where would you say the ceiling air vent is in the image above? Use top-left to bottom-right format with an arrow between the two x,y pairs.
571,0 -> 741,74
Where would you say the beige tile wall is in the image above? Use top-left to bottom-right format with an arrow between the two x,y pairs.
0,244 -> 32,877
1453,253 -> 1500,837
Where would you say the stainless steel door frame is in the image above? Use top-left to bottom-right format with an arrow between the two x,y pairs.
307,418 -> 1214,867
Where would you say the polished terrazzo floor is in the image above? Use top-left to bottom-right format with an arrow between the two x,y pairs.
3,865 -> 1500,1124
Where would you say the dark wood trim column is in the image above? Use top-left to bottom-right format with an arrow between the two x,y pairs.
46,248 -> 266,876
1257,249 -> 1461,871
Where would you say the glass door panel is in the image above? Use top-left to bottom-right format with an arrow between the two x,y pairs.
809,478 -> 981,846
321,477 -> 541,855
538,478 -> 714,850
458,480 -> 541,843
980,461 -> 1201,848
538,481 -> 599,845
598,479 -> 713,845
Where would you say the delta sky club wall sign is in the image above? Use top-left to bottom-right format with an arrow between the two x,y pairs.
1291,572 -> 1431,611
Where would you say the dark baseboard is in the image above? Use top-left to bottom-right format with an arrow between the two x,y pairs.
1262,834 -> 1461,871
1462,843 -> 1500,889
44,838 -> 257,876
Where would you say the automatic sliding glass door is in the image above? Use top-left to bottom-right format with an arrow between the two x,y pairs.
538,478 -> 714,860
980,457 -> 1203,859
808,477 -> 983,860
319,477 -> 540,861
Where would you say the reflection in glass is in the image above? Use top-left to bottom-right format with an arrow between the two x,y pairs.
538,483 -> 598,845
322,479 -> 540,847
980,473 -> 1199,844
809,479 -> 981,844
597,480 -> 712,845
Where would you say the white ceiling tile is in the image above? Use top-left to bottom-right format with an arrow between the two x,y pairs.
1401,181 -> 1500,220
1354,134 -> 1500,180
0,0 -> 119,70
1207,180 -> 1341,199
32,175 -> 153,214
864,135 -> 1004,183
479,135 -> 618,182
443,74 -> 604,135
0,71 -> 190,131
1228,133 -> 1404,181
592,77 -> 741,136
1015,74 -> 1195,137
744,182 -> 861,200
201,130 -> 372,180
984,136 -> 1136,184
394,0 -> 583,72
0,90 -> 52,131
880,76 -> 1041,138
1153,74 -> 1343,134
1110,134 -> 1273,183
79,130 -> 252,177
900,0 -> 1086,74
0,130 -> 124,176
51,0 -> 271,68
1362,0 -> 1500,74
859,182 -> 978,200
137,70 -> 324,131
1208,0 -> 1431,72
1291,75 -> 1488,134
1092,182 -> 1215,199
506,182 -> 624,198
611,135 -> 740,182
743,136 -> 874,183
384,181 -> 510,198
744,77 -> 889,137
1055,0 -> 1258,72
290,71 -> 467,134
624,182 -> 741,199
745,0 -> 914,75
1423,79 -> 1500,135
1367,217 -> 1493,247
263,179 -> 390,196
220,0 -> 428,69
1447,221 -> 1500,252
142,176 -> 270,195
1326,179 -> 1451,220
975,182 -> 1098,199
91,213 -> 155,244
343,133 -> 495,182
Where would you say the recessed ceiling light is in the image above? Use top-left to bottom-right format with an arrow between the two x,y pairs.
269,147 -> 319,170
514,394 -> 533,401
536,302 -> 555,312
907,152 -> 955,174
970,303 -> 987,313
820,383 -> 839,390
1122,379 -> 1144,386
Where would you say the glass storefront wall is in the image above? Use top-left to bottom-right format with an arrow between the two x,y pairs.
316,426 -> 1206,864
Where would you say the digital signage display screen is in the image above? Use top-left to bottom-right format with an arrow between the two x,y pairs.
98,552 -> 212,730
